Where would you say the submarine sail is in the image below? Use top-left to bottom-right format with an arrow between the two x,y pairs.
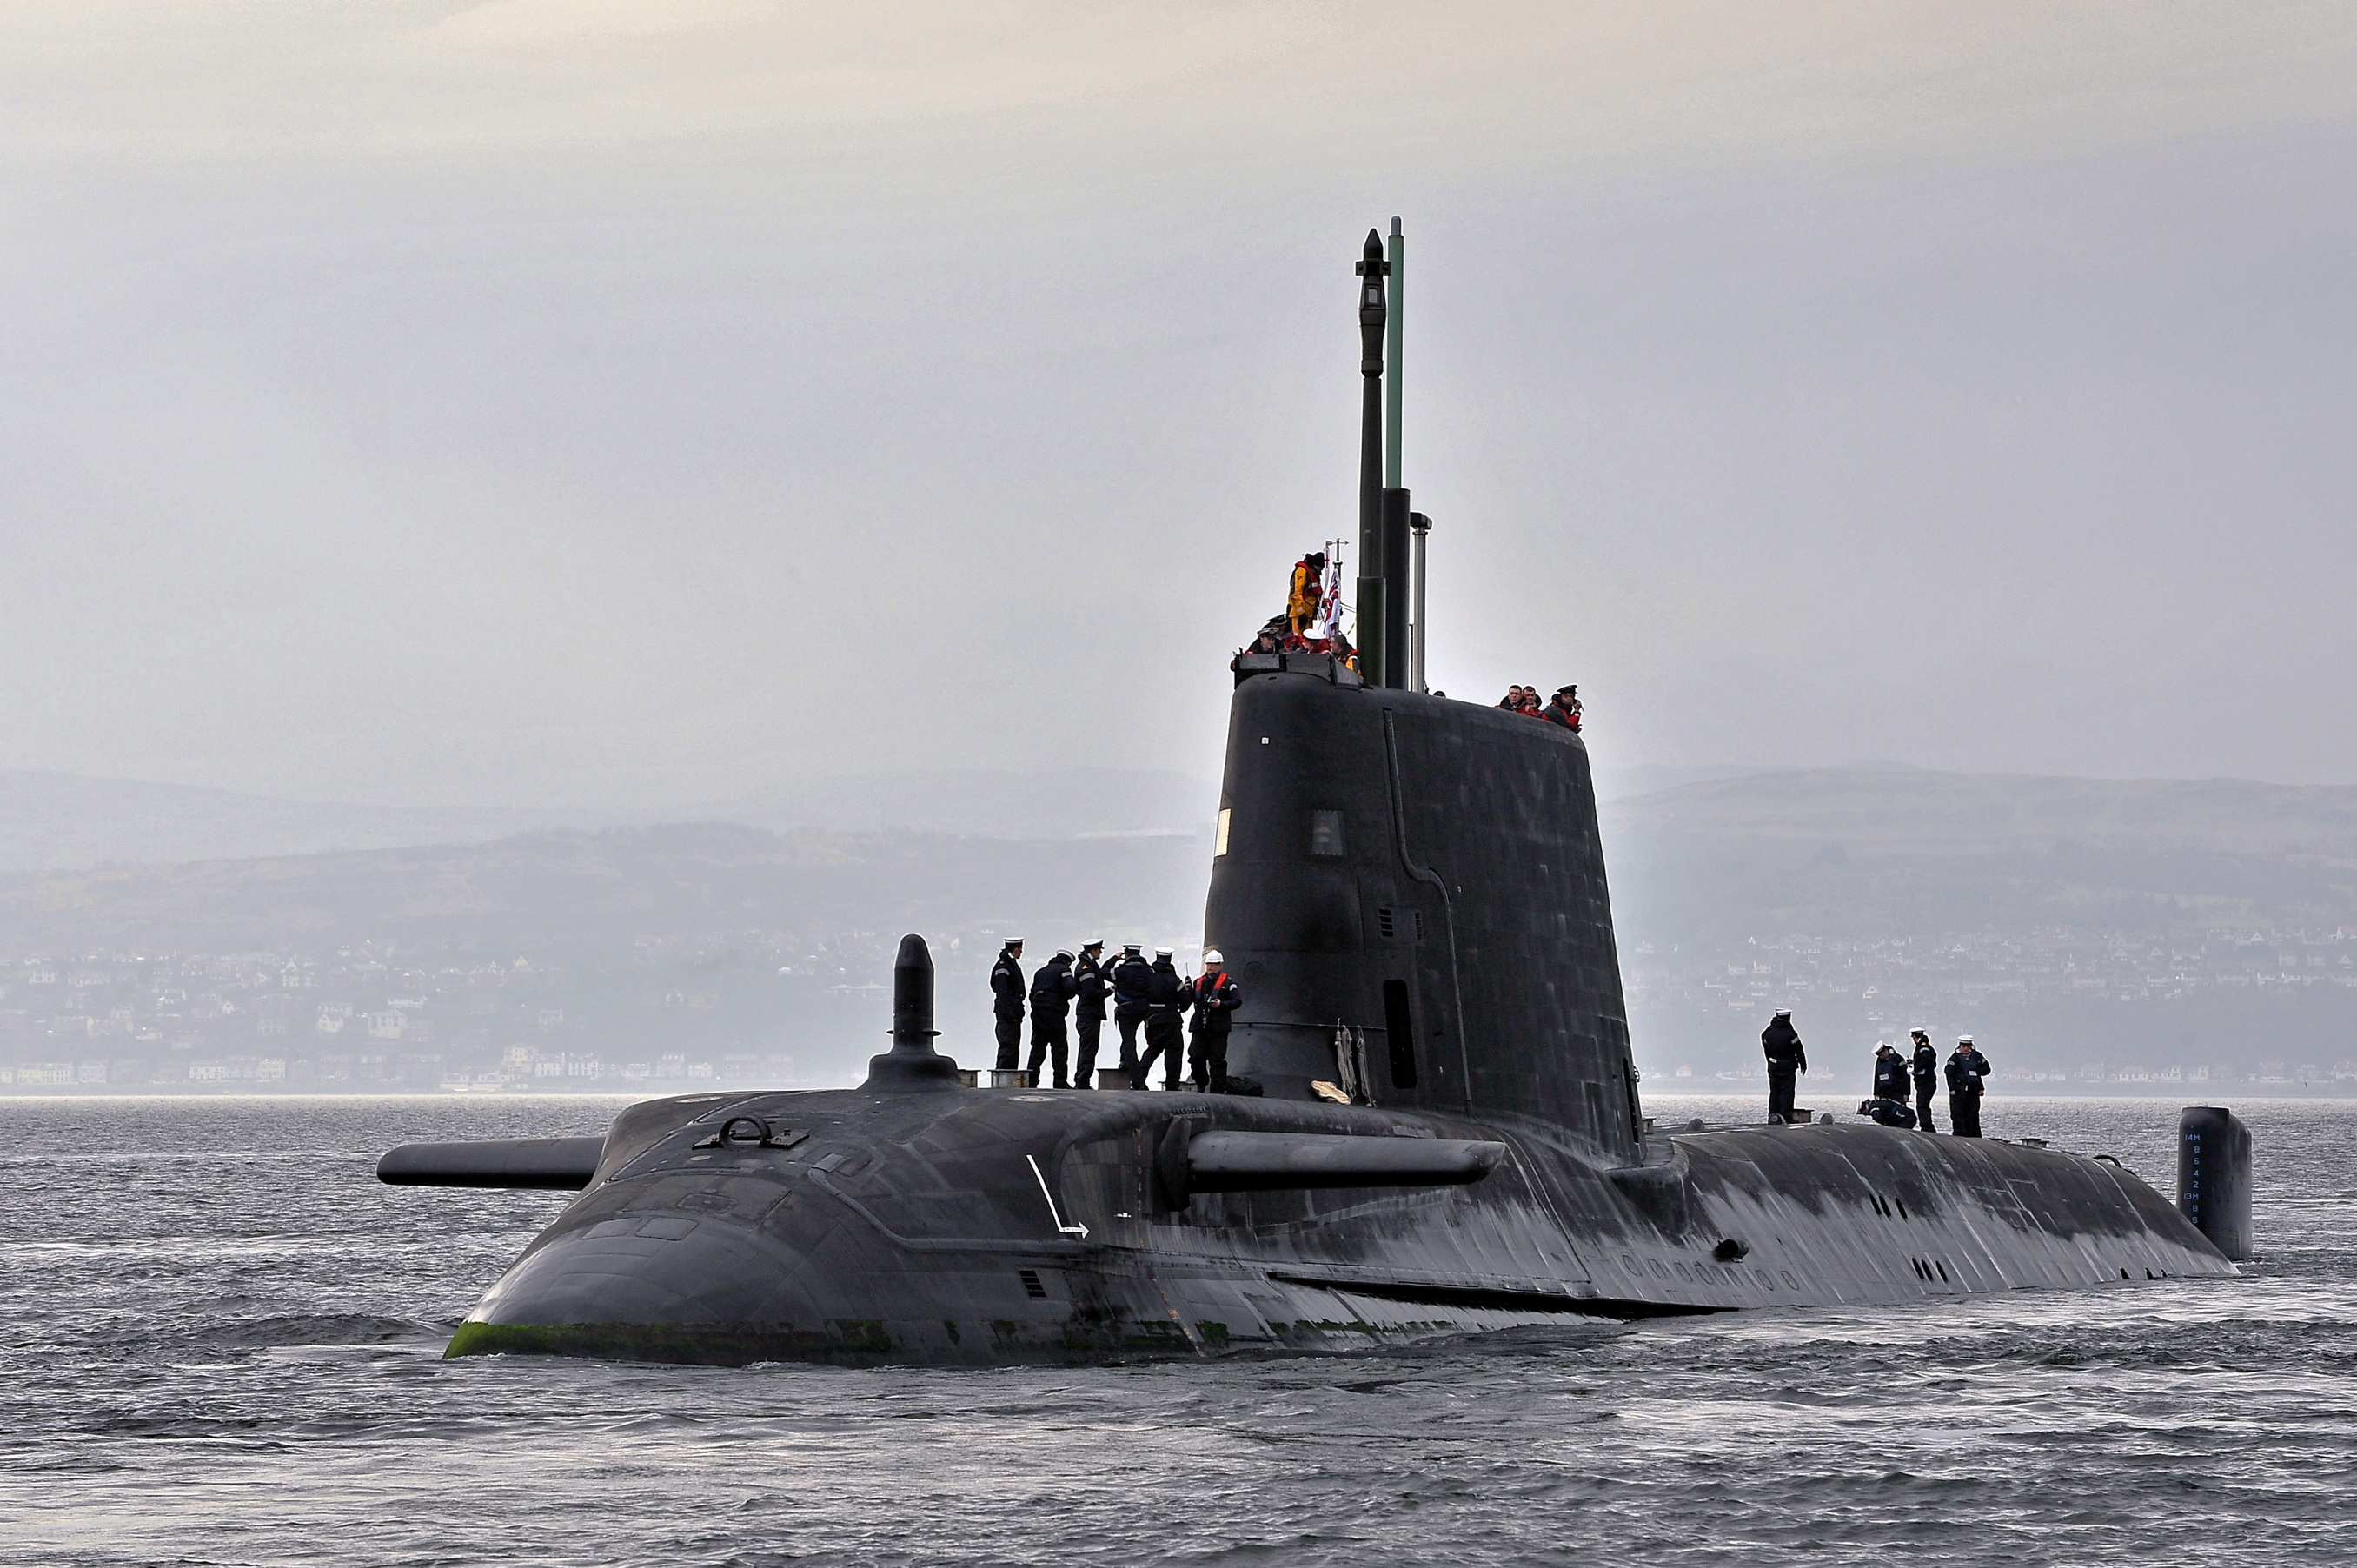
378,227 -> 2237,1365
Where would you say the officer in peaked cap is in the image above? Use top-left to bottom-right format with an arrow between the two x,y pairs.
1909,1027 -> 1940,1133
990,939 -> 1026,1073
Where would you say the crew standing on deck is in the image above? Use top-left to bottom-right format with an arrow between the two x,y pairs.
1863,1042 -> 1915,1126
990,939 -> 1026,1073
1026,949 -> 1078,1089
1110,943 -> 1152,1087
1072,940 -> 1110,1090
1909,1028 -> 1940,1133
1186,950 -> 1242,1094
1137,947 -> 1190,1090
1762,1010 -> 1807,1123
1946,1036 -> 1992,1137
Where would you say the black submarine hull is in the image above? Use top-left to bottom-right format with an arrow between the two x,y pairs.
439,1081 -> 2228,1365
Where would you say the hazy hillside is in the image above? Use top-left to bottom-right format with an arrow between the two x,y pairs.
0,822 -> 1210,956
1599,769 -> 2357,1076
1601,768 -> 2357,947
4,765 -> 2354,1090
0,767 -> 1218,872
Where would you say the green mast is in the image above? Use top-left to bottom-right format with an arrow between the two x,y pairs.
1384,217 -> 1403,488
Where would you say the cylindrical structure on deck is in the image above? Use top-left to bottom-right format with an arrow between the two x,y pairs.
2176,1106 -> 2252,1261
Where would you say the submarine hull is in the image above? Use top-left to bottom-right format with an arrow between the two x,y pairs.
442,1084 -> 2230,1366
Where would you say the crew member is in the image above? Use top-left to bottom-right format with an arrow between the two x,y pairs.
1909,1028 -> 1940,1133
1288,552 -> 1325,636
1946,1036 -> 1992,1137
1110,943 -> 1152,1086
1868,1042 -> 1914,1126
1186,950 -> 1242,1094
1762,1009 -> 1807,1123
1542,685 -> 1583,733
1137,947 -> 1190,1090
1072,940 -> 1110,1090
990,939 -> 1026,1072
1497,685 -> 1526,711
1026,949 -> 1078,1089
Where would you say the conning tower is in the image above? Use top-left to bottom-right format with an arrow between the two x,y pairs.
1211,225 -> 1639,1156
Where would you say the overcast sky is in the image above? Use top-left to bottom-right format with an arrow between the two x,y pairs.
3,3 -> 2352,808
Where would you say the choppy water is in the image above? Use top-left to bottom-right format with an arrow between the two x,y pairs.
0,1093 -> 2349,1567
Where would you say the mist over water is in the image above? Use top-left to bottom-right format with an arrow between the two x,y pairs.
1,1094 -> 2347,1565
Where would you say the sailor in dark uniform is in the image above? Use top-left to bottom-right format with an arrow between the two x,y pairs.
1761,1010 -> 1807,1123
1870,1041 -> 1911,1120
1026,949 -> 1078,1089
1137,948 -> 1190,1090
1909,1028 -> 1940,1133
990,940 -> 1026,1072
1946,1036 -> 1991,1137
1110,943 -> 1152,1086
1071,940 -> 1109,1089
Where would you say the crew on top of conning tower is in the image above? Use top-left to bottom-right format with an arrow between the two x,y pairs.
1234,550 -> 1358,670
1761,1009 -> 1808,1124
1494,684 -> 1582,732
1946,1036 -> 1993,1137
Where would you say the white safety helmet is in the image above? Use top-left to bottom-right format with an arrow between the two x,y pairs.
1202,948 -> 1224,966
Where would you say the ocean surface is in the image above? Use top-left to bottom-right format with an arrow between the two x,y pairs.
0,1093 -> 2348,1567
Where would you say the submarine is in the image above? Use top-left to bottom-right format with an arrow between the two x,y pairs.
382,226 -> 2247,1365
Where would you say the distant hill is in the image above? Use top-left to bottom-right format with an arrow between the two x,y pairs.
1599,768 -> 2357,1075
0,821 -> 1211,956
1601,768 -> 2357,946
0,767 -> 1218,873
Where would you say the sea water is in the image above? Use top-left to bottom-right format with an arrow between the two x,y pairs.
0,1093 -> 2349,1566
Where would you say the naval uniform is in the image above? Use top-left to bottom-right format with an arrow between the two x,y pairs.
1026,955 -> 1078,1089
990,949 -> 1026,1072
1072,952 -> 1110,1089
1761,1016 -> 1807,1123
1946,1047 -> 1991,1138
1137,959 -> 1190,1090
1110,953 -> 1152,1086
1910,1039 -> 1940,1133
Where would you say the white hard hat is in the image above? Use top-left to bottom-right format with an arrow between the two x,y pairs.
1202,948 -> 1224,965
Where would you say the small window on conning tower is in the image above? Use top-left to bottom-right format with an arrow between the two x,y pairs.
1215,808 -> 1232,856
1309,809 -> 1345,857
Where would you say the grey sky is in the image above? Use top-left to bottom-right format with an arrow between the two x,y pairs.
3,3 -> 2353,807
